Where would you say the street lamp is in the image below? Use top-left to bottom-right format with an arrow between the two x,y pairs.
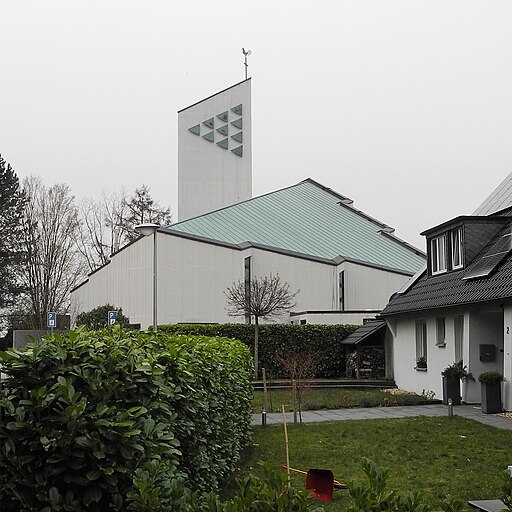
135,223 -> 160,331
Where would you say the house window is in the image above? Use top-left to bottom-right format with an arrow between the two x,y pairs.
436,317 -> 446,346
454,315 -> 464,362
431,235 -> 447,274
451,227 -> 463,269
415,320 -> 427,366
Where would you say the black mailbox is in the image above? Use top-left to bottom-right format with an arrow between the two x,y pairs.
479,344 -> 496,362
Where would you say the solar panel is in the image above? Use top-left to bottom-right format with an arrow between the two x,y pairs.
463,233 -> 512,280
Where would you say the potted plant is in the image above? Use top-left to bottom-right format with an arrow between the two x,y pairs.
441,360 -> 474,405
416,356 -> 427,369
478,371 -> 504,414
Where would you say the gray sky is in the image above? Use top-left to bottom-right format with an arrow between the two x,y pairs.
2,1 -> 512,248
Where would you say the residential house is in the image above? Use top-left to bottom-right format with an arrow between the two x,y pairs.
380,172 -> 512,410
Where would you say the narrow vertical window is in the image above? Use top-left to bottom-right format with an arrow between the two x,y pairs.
415,319 -> 427,367
244,257 -> 251,324
436,317 -> 446,346
454,315 -> 464,362
451,227 -> 463,269
339,271 -> 345,311
431,235 -> 447,274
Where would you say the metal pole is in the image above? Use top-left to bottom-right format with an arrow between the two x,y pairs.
153,230 -> 157,331
261,406 -> 267,426
448,398 -> 453,417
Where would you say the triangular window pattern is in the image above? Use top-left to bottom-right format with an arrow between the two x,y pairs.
203,118 -> 214,129
231,104 -> 242,115
188,124 -> 200,135
231,118 -> 242,130
217,111 -> 228,122
231,132 -> 243,143
202,131 -> 214,142
217,125 -> 228,136
217,138 -> 228,149
231,145 -> 243,157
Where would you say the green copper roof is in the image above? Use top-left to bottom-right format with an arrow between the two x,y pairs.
167,179 -> 426,274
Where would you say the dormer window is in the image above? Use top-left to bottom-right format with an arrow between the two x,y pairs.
431,234 -> 447,274
451,227 -> 463,269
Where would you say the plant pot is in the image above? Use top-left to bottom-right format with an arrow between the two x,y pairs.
416,360 -> 427,369
442,376 -> 461,405
481,381 -> 502,414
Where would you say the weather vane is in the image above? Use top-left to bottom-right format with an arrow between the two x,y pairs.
242,48 -> 251,80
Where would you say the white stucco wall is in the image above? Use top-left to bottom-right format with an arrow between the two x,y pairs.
290,312 -> 378,325
178,80 -> 252,221
465,310 -> 503,403
388,312 -> 469,401
71,232 -> 417,330
389,306 -> 510,407
503,304 -> 512,411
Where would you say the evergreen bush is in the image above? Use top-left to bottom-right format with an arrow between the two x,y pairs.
159,323 -> 359,378
0,326 -> 252,511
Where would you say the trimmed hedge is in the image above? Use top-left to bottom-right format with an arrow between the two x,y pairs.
0,326 -> 252,511
159,323 -> 359,379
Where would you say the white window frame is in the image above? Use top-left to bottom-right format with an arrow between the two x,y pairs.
451,227 -> 463,270
431,235 -> 447,275
436,317 -> 446,346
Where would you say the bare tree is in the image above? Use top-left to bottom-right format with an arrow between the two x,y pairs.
20,177 -> 85,328
276,352 -> 319,424
75,190 -> 128,273
224,273 -> 299,378
75,186 -> 172,273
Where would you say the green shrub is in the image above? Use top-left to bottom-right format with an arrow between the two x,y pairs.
0,326 -> 252,511
194,462 -> 325,512
75,303 -> 131,329
159,323 -> 359,378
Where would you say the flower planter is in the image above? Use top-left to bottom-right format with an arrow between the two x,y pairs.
481,381 -> 502,414
442,376 -> 461,405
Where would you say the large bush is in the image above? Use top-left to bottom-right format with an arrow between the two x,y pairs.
75,304 -> 131,329
0,326 -> 252,511
159,323 -> 359,378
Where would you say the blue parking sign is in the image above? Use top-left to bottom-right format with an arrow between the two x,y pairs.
108,311 -> 118,326
47,312 -> 57,328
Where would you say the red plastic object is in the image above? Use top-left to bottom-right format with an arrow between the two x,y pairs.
305,468 -> 334,501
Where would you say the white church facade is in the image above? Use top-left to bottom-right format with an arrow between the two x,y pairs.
71,81 -> 425,329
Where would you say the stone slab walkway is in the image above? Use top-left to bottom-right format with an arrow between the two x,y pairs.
252,404 -> 512,430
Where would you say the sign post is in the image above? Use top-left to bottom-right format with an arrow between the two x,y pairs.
47,312 -> 56,335
108,310 -> 118,326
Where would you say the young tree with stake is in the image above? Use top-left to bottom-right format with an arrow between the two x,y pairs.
224,273 -> 299,378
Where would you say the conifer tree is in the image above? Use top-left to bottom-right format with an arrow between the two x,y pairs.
0,155 -> 26,310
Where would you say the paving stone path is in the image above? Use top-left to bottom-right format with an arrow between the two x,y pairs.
252,404 -> 512,430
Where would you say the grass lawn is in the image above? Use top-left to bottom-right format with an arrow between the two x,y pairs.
244,416 -> 512,510
252,387 -> 437,413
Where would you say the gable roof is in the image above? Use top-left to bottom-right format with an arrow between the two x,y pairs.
381,219 -> 512,316
166,178 -> 425,274
474,171 -> 512,216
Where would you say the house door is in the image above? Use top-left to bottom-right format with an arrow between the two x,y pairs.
454,315 -> 464,362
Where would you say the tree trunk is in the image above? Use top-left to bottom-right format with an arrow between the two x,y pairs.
254,316 -> 259,379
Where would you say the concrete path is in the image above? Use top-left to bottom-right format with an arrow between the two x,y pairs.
252,404 -> 512,430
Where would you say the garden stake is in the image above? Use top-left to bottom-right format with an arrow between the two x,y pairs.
262,367 -> 269,411
282,404 -> 291,487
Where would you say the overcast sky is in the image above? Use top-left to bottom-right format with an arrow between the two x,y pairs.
2,1 -> 512,248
